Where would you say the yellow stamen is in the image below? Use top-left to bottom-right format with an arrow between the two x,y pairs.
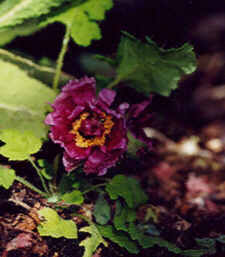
70,112 -> 114,148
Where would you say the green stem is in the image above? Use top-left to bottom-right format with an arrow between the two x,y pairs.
15,176 -> 48,197
107,77 -> 121,89
28,157 -> 50,194
53,24 -> 71,91
82,183 -> 107,195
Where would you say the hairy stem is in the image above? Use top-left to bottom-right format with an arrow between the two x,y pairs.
53,24 -> 71,91
15,176 -> 48,197
28,157 -> 50,194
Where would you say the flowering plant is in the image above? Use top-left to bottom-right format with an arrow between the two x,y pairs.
0,1 -> 198,256
45,77 -> 128,175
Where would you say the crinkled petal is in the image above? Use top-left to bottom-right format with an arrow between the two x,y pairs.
107,119 -> 127,151
63,152 -> 81,172
63,77 -> 96,106
98,88 -> 116,106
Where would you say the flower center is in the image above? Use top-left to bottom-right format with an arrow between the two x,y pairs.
70,112 -> 114,148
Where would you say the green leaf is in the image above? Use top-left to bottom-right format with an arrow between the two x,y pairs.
40,0 -> 113,46
113,202 -> 136,232
106,175 -> 148,208
79,224 -> 107,257
59,173 -> 80,195
0,130 -> 42,161
93,193 -> 111,225
111,32 -> 196,96
182,249 -> 209,257
98,225 -> 139,254
61,190 -> 84,205
0,21 -> 39,46
38,159 -> 54,180
0,59 -> 56,138
128,222 -> 181,253
38,207 -> 77,239
127,131 -> 146,156
0,48 -> 73,86
0,166 -> 15,189
0,0 -> 69,28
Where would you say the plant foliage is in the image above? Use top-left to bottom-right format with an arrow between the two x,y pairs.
106,174 -> 148,208
0,166 -> 15,189
0,59 -> 56,138
0,130 -> 42,161
106,32 -> 197,96
38,207 -> 77,239
79,224 -> 108,257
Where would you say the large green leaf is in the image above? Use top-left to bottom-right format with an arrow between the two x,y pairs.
0,59 -> 56,138
79,224 -> 107,257
0,48 -> 73,86
0,129 -> 42,160
0,0 -> 69,28
38,207 -> 77,239
106,175 -> 148,208
110,32 -> 197,96
0,166 -> 15,189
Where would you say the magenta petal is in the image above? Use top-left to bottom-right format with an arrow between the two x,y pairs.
98,88 -> 116,106
64,77 -> 96,106
63,152 -> 80,172
84,149 -> 107,175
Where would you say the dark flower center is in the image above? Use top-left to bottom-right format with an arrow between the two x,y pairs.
70,112 -> 114,148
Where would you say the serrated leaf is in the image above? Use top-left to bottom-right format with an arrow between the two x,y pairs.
0,48 -> 73,86
0,59 -> 56,138
40,0 -> 113,46
106,175 -> 148,208
0,130 -> 42,161
98,225 -> 139,254
0,0 -> 69,28
0,166 -> 15,189
111,32 -> 196,96
0,21 -> 38,46
93,193 -> 111,225
79,224 -> 107,257
113,202 -> 136,232
61,190 -> 84,205
38,207 -> 77,239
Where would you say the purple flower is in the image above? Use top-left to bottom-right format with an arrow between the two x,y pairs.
128,97 -> 152,148
45,77 -> 128,175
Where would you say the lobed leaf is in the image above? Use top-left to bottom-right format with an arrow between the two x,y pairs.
98,225 -> 139,254
0,130 -> 42,161
0,59 -> 56,138
61,190 -> 84,205
79,224 -> 107,257
0,166 -> 15,189
38,207 -> 77,239
106,175 -> 148,208
40,0 -> 113,47
111,32 -> 197,96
